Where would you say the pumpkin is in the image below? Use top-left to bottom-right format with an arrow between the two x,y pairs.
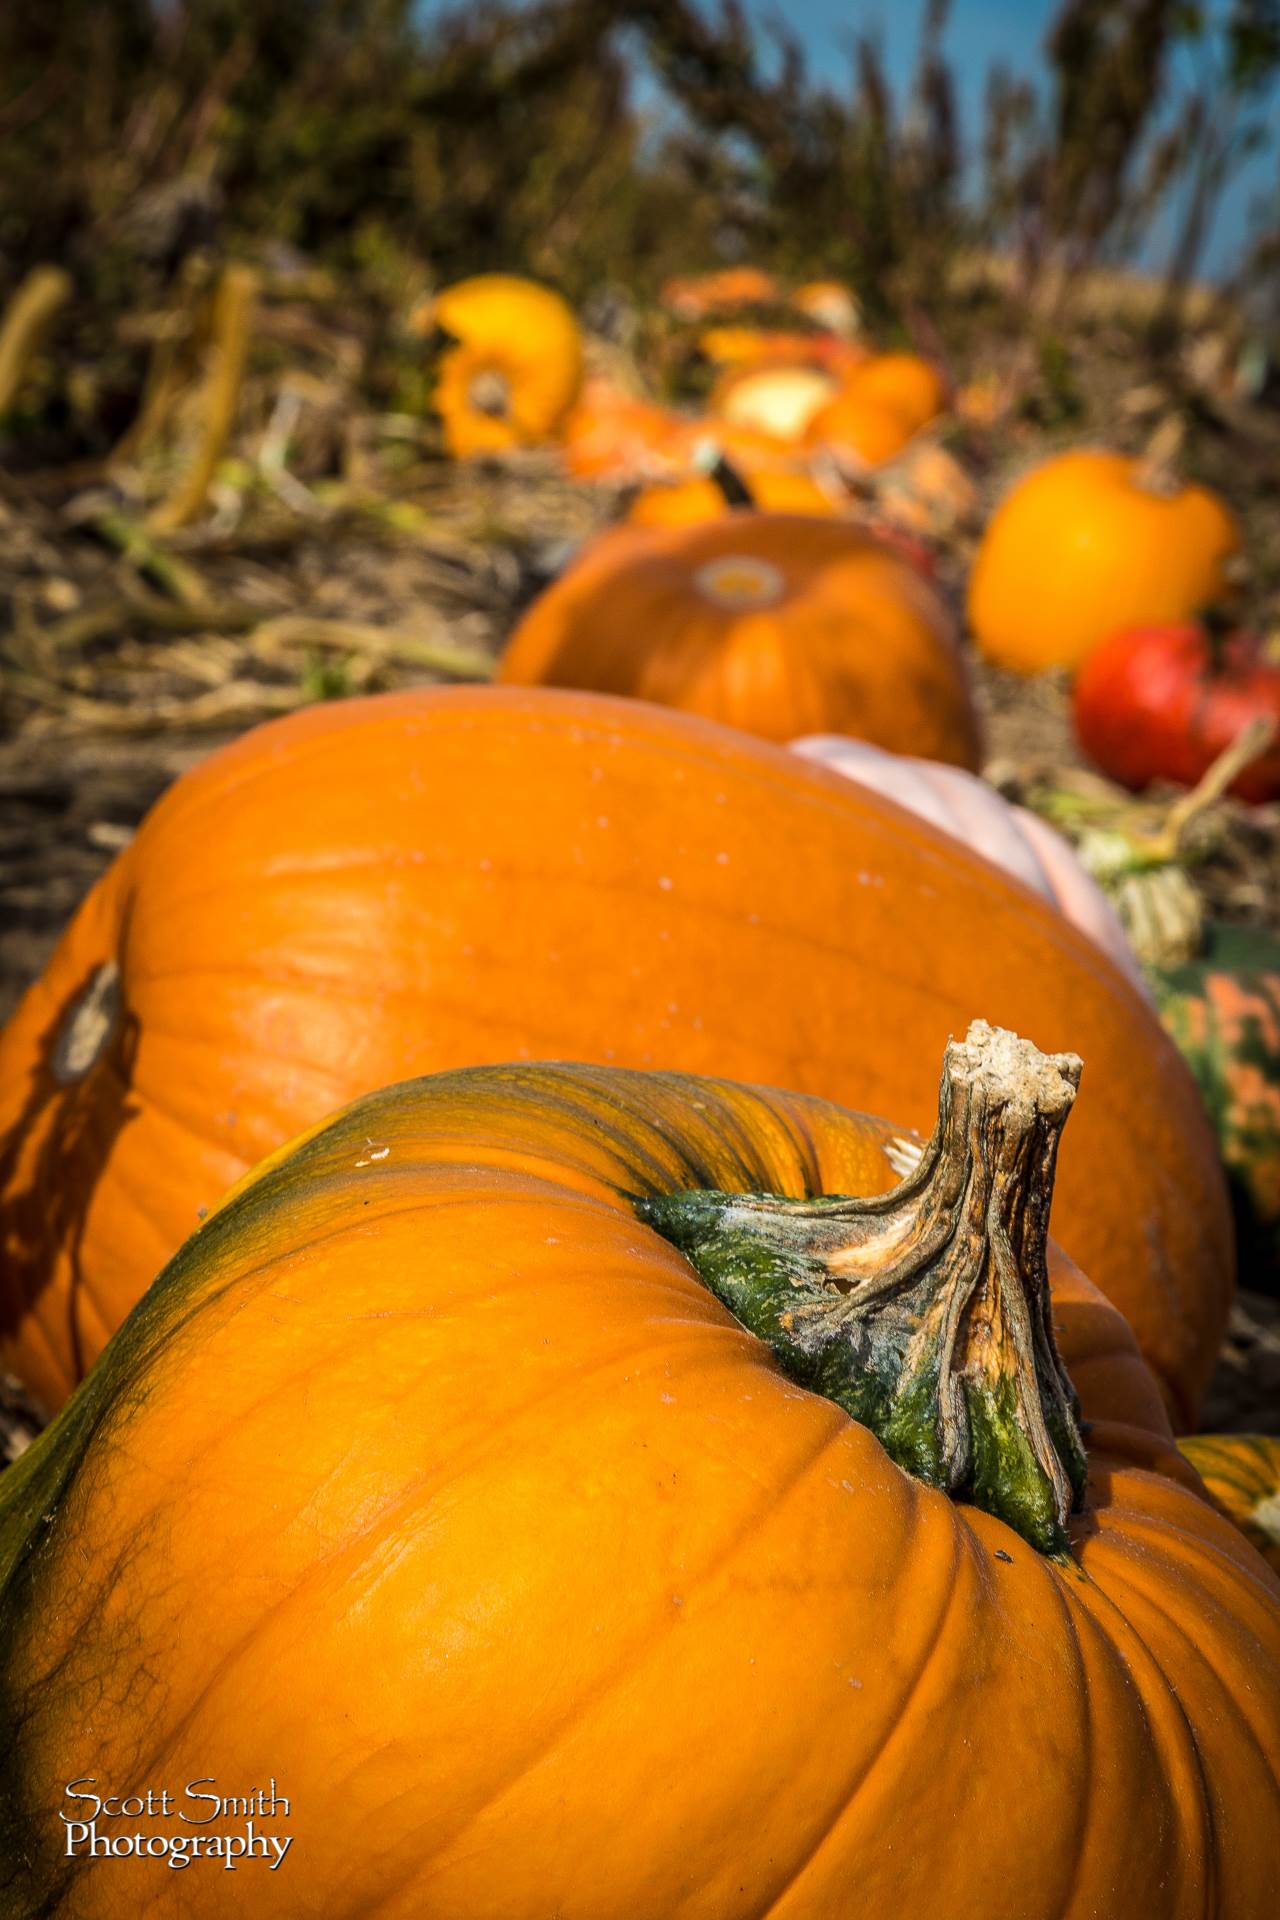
0,687 -> 1229,1419
627,471 -> 752,528
805,354 -> 949,471
840,351 -> 949,432
1,1034 -> 1276,1918
1151,922 -> 1280,1288
428,274 -> 583,458
1178,1432 -> 1280,1571
559,379 -> 692,482
873,439 -> 979,539
627,458 -> 843,529
790,278 -> 861,334
805,387 -> 921,468
659,266 -> 781,319
709,363 -> 841,442
1073,620 -> 1280,803
697,326 -> 866,377
497,514 -> 981,762
967,450 -> 1242,674
789,734 -> 1147,993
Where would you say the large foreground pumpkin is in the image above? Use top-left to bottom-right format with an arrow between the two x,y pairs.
0,687 -> 1229,1416
0,1043 -> 1276,1918
789,733 -> 1145,992
499,516 -> 982,761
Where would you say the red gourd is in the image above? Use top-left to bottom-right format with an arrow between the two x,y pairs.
1074,620 -> 1280,803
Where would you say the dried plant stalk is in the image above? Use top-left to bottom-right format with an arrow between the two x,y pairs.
0,267 -> 72,417
147,265 -> 257,533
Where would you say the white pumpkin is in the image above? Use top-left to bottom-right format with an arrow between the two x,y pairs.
790,733 -> 1150,995
712,365 -> 840,441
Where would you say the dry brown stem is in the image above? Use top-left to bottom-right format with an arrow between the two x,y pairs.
147,265 -> 258,533
0,268 -> 73,417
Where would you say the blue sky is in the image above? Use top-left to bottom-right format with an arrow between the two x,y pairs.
743,0 -> 1047,93
734,0 -> 1275,277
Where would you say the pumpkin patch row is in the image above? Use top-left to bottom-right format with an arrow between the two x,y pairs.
2,261 -> 1279,1918
420,273 -> 1279,832
1,705 -> 1276,1913
416,277 -> 1280,1287
425,271 -> 952,502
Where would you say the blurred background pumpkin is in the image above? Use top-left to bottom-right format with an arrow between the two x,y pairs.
421,273 -> 584,458
968,448 -> 1241,674
498,515 -> 982,759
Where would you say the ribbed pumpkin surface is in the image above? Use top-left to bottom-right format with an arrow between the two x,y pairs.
1178,1432 -> 1280,1573
498,516 -> 982,763
0,1065 -> 1274,1919
0,687 -> 1229,1415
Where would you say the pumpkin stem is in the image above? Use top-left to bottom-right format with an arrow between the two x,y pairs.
1134,412 -> 1187,496
706,454 -> 756,509
690,437 -> 757,509
636,1021 -> 1088,1555
1159,711 -> 1278,856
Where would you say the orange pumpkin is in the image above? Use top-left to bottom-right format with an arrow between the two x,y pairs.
1179,1432 -> 1280,1572
627,460 -> 843,528
659,266 -> 780,318
806,353 -> 950,471
698,326 -> 866,375
428,274 -> 583,458
560,378 -> 693,482
1,1038 -> 1276,1916
842,351 -> 949,431
498,515 -> 980,761
627,472 -> 744,528
805,387 -> 921,468
0,688 -> 1229,1418
967,449 -> 1242,674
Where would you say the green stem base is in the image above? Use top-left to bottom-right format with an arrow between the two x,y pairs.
637,1021 -> 1088,1556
